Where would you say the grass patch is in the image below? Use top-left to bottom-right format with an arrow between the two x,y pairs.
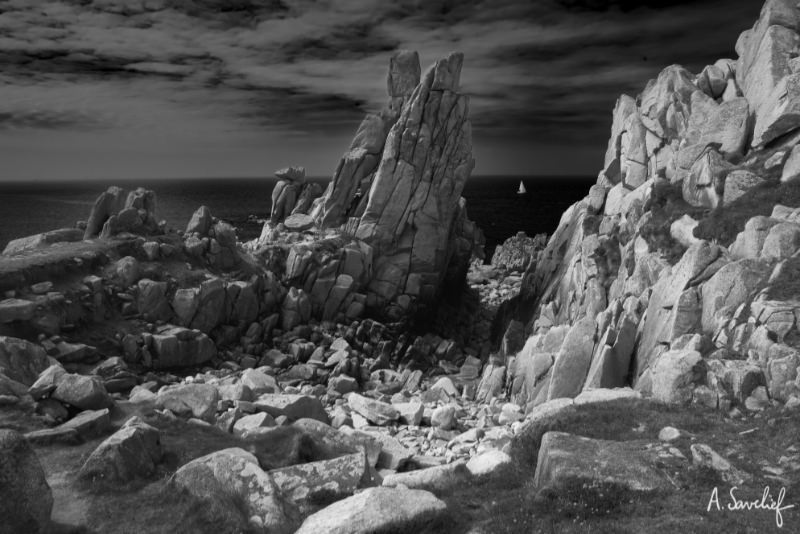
640,181 -> 704,264
695,180 -> 800,246
435,399 -> 800,533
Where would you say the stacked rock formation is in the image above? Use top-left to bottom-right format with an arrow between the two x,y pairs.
255,51 -> 482,322
312,51 -> 421,228
84,186 -> 161,239
496,0 -> 800,414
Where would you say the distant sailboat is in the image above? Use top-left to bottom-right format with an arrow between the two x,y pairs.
517,180 -> 527,195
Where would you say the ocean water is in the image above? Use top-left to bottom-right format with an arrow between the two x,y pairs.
0,176 -> 594,256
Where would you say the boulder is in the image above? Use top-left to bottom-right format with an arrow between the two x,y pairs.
730,216 -> 780,259
0,298 -> 37,323
382,460 -> 471,492
254,394 -> 329,424
186,205 -> 213,235
240,369 -> 278,395
347,393 -> 399,426
79,416 -> 162,484
0,429 -> 53,534
52,374 -> 113,410
233,412 -> 276,437
172,448 -> 299,533
283,214 -> 315,232
701,259 -> 771,333
762,222 -> 800,259
546,316 -> 596,400
466,449 -> 512,477
0,336 -> 50,386
149,327 -> 216,369
137,279 -> 172,322
294,487 -> 447,534
269,452 -> 366,507
155,383 -> 219,421
650,350 -> 706,404
534,431 -> 673,494
84,186 -> 127,238
723,170 -> 768,204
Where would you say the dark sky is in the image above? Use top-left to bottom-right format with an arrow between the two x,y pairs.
0,0 -> 763,181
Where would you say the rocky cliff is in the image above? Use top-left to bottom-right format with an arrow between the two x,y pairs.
500,0 -> 800,414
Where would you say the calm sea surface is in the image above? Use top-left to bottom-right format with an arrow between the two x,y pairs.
0,176 -> 594,255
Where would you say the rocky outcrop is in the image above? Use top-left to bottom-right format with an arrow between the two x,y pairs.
84,186 -> 161,239
497,0 -> 800,414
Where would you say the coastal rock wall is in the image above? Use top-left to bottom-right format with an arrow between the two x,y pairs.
503,0 -> 800,413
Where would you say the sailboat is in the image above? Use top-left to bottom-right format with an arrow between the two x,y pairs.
517,180 -> 527,195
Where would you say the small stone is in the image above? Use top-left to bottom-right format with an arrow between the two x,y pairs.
658,426 -> 681,442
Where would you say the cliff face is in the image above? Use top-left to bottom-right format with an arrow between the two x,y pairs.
504,0 -> 800,413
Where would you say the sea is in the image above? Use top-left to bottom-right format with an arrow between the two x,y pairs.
0,176 -> 594,257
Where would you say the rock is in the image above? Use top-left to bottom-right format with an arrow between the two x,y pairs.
2,228 -> 83,255
0,298 -> 37,323
701,259 -> 771,333
430,377 -> 459,398
466,449 -> 512,476
394,401 -> 424,426
137,279 -> 172,322
275,166 -> 306,183
172,448 -> 299,533
255,394 -> 329,424
270,452 -> 366,508
723,170 -> 767,204
294,487 -> 447,534
762,222 -> 800,259
475,364 -> 506,403
367,431 -> 413,470
328,375 -> 358,395
233,412 -> 276,437
115,256 -> 141,287
490,232 -> 546,272
240,369 -> 278,395
658,427 -> 681,442
547,316 -> 596,400
573,388 -> 641,405
730,216 -> 780,259
431,405 -> 457,430
691,443 -> 750,485
84,186 -> 127,238
52,373 -> 113,410
347,393 -> 399,426
353,53 -> 475,310
534,431 -> 672,494
0,336 -> 50,386
186,205 -> 213,235
149,327 -> 216,369
382,460 -> 470,492
670,215 -> 701,248
79,416 -> 162,484
650,350 -> 706,404
58,409 -> 112,439
155,383 -> 219,421
0,429 -> 53,534
283,214 -> 315,232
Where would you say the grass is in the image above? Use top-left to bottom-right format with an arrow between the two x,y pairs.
640,181 -> 706,265
433,399 -> 800,533
695,180 -> 800,246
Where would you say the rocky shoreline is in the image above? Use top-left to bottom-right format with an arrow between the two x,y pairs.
4,2 -> 800,532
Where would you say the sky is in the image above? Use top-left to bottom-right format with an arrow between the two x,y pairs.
0,0 -> 763,181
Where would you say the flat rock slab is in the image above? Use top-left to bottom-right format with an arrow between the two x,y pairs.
294,487 -> 448,534
534,431 -> 675,494
269,451 -> 365,507
382,460 -> 470,492
254,394 -> 329,424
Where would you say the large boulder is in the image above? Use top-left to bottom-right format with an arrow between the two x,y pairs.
172,448 -> 299,533
79,416 -> 162,484
650,350 -> 706,404
0,336 -> 50,386
155,383 -> 219,421
701,259 -> 771,333
294,487 -> 448,534
534,431 -> 674,494
546,316 -> 596,400
52,373 -> 113,410
0,429 -> 53,534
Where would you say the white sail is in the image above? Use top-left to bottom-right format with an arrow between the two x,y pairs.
517,180 -> 527,194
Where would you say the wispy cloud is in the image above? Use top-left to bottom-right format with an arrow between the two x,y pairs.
0,0 -> 762,179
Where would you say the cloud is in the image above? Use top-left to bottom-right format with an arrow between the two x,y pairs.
0,0 -> 764,179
